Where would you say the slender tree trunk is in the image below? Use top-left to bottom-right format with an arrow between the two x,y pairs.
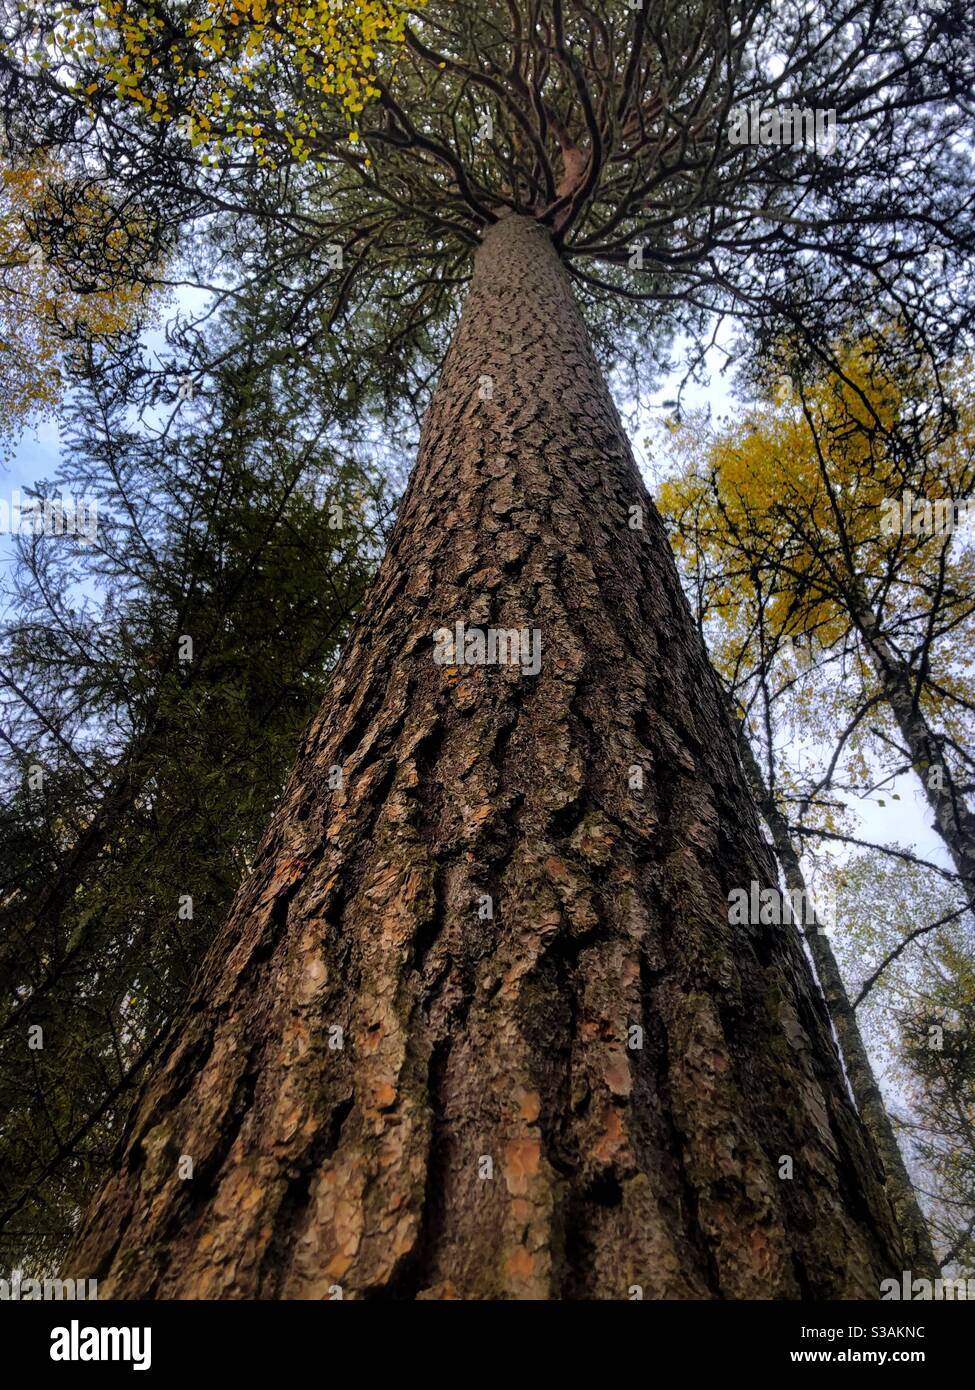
68,214 -> 905,1299
851,583 -> 975,903
733,718 -> 938,1278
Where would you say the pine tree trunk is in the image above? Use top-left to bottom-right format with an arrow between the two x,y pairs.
67,213 -> 906,1299
733,717 -> 938,1278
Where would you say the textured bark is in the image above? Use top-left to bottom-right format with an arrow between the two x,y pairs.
734,720 -> 938,1279
68,214 -> 906,1299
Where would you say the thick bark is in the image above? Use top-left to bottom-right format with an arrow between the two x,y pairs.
68,214 -> 905,1299
733,719 -> 938,1278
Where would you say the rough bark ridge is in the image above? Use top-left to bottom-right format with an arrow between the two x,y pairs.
69,214 -> 905,1299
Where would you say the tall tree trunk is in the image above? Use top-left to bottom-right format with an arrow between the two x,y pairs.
733,716 -> 938,1278
67,214 -> 905,1299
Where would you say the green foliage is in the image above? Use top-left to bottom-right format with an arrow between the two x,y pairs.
6,1 -> 973,417
0,291 -> 398,1266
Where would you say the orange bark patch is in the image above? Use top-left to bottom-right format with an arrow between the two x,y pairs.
373,1082 -> 397,1110
325,1251 -> 354,1280
594,1105 -> 626,1164
505,1245 -> 535,1280
516,1087 -> 541,1123
503,1136 -> 541,1194
603,1049 -> 632,1098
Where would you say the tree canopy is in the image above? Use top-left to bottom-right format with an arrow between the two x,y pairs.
4,1 -> 973,404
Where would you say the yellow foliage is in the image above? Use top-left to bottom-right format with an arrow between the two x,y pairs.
658,339 -> 975,674
11,1 -> 417,167
0,157 -> 156,441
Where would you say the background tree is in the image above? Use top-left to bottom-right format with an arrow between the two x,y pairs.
0,137 -> 158,443
659,341 -> 975,898
0,285 -> 395,1269
731,713 -> 939,1276
835,854 -> 975,1276
901,951 -> 975,1273
656,339 -> 975,1273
